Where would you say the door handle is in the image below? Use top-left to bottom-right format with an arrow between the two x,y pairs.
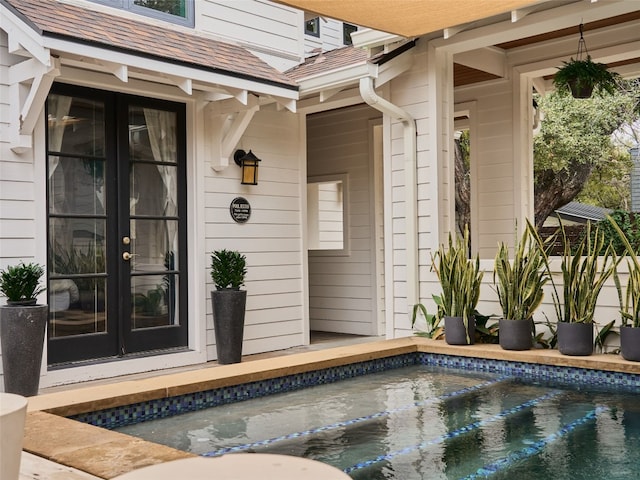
122,252 -> 137,261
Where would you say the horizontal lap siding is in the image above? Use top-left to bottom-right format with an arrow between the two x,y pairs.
0,32 -> 39,271
307,104 -> 381,335
395,42 -> 432,338
205,109 -> 304,358
198,0 -> 302,70
457,81 -> 515,258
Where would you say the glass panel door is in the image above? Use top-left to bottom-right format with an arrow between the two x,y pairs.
123,102 -> 187,353
46,85 -> 187,365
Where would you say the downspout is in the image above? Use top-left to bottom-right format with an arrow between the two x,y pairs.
359,76 -> 419,319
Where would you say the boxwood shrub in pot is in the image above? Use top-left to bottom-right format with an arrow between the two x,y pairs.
0,262 -> 48,396
494,221 -> 550,351
210,250 -> 247,364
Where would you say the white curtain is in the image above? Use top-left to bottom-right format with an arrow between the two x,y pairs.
143,108 -> 177,216
47,95 -> 73,179
143,108 -> 178,263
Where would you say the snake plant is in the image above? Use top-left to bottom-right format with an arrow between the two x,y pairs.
494,221 -> 550,321
431,228 -> 483,342
608,215 -> 640,328
538,221 -> 617,324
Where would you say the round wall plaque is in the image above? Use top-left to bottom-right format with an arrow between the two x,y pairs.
230,197 -> 251,223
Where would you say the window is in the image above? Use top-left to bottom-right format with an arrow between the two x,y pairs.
91,0 -> 194,27
305,17 -> 320,37
307,174 -> 349,254
343,23 -> 358,45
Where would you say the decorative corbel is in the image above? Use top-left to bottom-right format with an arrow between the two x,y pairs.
9,55 -> 60,153
205,94 -> 260,172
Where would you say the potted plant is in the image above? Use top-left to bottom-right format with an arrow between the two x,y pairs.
538,222 -> 617,356
210,249 -> 247,364
431,229 -> 483,345
553,56 -> 620,99
494,221 -> 550,350
608,215 -> 640,361
0,262 -> 48,396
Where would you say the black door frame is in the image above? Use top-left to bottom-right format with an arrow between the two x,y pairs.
46,83 -> 188,365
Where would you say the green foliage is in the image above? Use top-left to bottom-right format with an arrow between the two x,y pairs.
553,57 -> 621,97
597,210 -> 640,255
430,228 -> 483,343
533,91 -> 632,175
537,222 -> 617,324
51,243 -> 105,292
474,311 -> 499,344
494,221 -> 550,321
210,250 -> 247,290
0,262 -> 46,303
133,285 -> 166,316
134,0 -> 184,16
608,214 -> 640,328
575,151 -> 632,210
411,299 -> 444,340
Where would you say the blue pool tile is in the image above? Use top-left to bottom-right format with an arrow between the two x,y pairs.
70,352 -> 640,430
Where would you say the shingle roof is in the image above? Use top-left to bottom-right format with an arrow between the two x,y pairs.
285,46 -> 368,81
3,0 -> 298,89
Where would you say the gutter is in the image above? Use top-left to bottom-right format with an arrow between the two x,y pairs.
359,76 -> 419,314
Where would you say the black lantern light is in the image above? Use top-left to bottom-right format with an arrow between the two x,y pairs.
234,149 -> 261,185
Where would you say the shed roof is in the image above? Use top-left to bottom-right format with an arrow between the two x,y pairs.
554,202 -> 613,223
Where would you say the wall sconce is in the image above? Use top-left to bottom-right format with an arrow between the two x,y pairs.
234,149 -> 261,185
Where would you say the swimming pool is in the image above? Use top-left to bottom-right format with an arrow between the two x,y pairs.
113,362 -> 640,479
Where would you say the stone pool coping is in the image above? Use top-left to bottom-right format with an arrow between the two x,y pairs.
23,337 -> 640,479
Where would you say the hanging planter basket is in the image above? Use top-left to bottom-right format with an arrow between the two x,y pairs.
553,24 -> 620,99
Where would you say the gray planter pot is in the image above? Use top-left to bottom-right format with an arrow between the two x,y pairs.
0,304 -> 48,396
620,325 -> 640,362
557,322 -> 593,356
211,290 -> 247,364
499,318 -> 533,351
444,316 -> 475,345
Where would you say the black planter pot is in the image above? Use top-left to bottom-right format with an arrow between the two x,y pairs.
211,289 -> 247,364
620,325 -> 640,362
568,79 -> 594,99
557,322 -> 594,356
499,318 -> 533,351
444,316 -> 475,345
0,304 -> 48,396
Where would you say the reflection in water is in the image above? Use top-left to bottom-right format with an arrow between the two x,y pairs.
116,367 -> 640,480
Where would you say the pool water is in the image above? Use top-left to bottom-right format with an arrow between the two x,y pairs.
117,365 -> 640,479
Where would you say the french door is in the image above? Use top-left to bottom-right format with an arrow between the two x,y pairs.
46,84 -> 188,365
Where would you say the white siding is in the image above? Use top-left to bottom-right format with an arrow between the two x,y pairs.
455,79 -> 517,258
307,104 -> 382,335
198,0 -> 304,71
385,40 -> 435,338
0,31 -> 41,271
205,109 -> 305,358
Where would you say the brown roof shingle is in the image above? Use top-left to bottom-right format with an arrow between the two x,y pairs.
3,0 -> 298,90
286,46 -> 367,81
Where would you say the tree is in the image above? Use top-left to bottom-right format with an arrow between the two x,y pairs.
454,81 -> 639,233
533,83 -> 639,226
455,131 -> 471,235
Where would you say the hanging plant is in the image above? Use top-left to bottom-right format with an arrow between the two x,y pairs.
553,24 -> 620,99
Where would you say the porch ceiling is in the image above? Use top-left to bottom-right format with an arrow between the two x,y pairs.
274,0 -> 546,38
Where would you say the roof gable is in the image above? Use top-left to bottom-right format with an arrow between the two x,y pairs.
3,0 -> 297,89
